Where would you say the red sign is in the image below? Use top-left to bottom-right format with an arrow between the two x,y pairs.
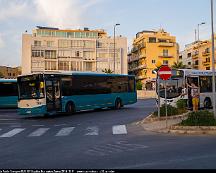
158,66 -> 172,80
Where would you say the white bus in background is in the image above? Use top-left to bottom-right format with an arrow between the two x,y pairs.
156,69 -> 215,109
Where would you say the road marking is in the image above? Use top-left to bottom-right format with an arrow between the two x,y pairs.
55,127 -> 75,136
0,128 -> 25,138
85,126 -> 99,136
0,119 -> 18,121
28,128 -> 49,137
112,125 -> 127,135
54,124 -> 67,127
32,125 -> 45,127
10,125 -> 22,128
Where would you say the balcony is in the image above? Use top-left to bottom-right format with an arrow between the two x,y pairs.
135,75 -> 147,80
158,42 -> 174,47
202,50 -> 210,56
128,56 -> 139,63
138,42 -> 146,49
128,64 -> 147,72
203,61 -> 210,66
158,54 -> 173,58
131,46 -> 139,53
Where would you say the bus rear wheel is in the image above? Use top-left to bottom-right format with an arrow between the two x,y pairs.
65,102 -> 75,115
114,98 -> 122,110
204,98 -> 212,109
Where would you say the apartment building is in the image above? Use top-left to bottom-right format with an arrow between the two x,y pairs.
180,40 -> 215,70
22,26 -> 127,75
0,66 -> 21,78
128,29 -> 179,90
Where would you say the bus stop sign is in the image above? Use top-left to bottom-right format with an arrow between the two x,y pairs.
158,66 -> 172,80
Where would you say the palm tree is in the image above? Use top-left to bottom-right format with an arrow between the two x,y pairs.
102,68 -> 113,74
172,61 -> 187,69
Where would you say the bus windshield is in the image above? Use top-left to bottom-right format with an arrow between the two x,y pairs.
157,70 -> 184,99
18,74 -> 45,100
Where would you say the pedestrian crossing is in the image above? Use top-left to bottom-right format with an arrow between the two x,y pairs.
0,125 -> 132,138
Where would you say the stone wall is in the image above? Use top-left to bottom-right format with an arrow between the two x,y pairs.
137,90 -> 156,99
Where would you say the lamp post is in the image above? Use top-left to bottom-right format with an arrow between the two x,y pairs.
114,23 -> 120,73
211,0 -> 216,118
197,22 -> 206,41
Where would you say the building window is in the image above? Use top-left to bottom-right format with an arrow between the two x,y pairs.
206,67 -> 210,70
163,49 -> 168,56
32,50 -> 44,57
152,60 -> 156,64
206,57 -> 211,62
45,50 -> 56,58
179,55 -> 182,60
76,51 -> 80,57
188,62 -> 191,65
149,37 -> 156,43
34,40 -> 41,46
163,60 -> 168,65
187,53 -> 192,58
59,61 -> 69,71
47,41 -> 54,47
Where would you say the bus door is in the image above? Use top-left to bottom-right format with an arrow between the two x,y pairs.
45,79 -> 62,112
186,76 -> 199,107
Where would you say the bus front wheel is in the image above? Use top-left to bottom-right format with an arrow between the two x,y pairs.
114,98 -> 122,110
65,102 -> 75,115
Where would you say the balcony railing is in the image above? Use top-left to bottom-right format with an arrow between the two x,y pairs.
128,64 -> 147,72
158,54 -> 173,58
203,61 -> 210,66
131,46 -> 139,53
135,75 -> 148,80
158,42 -> 174,47
202,51 -> 210,56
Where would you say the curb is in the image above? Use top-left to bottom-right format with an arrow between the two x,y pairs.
136,112 -> 216,135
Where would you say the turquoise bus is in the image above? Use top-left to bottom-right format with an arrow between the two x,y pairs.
0,78 -> 18,108
17,72 -> 137,116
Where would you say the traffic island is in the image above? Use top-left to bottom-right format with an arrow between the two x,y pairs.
138,110 -> 216,135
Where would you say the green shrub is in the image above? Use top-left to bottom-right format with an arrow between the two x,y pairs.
176,99 -> 187,110
153,104 -> 186,117
181,110 -> 216,126
136,81 -> 142,90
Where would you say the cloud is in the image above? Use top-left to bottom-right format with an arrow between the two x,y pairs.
0,0 -> 28,21
33,0 -> 103,28
0,35 -> 4,48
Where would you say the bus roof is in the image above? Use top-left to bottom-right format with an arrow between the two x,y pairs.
0,78 -> 17,82
18,71 -> 135,77
178,69 -> 214,76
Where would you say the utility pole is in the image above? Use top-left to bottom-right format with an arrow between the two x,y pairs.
114,24 -> 120,73
211,0 -> 216,118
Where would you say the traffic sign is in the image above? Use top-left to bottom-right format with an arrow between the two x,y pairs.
158,66 -> 172,80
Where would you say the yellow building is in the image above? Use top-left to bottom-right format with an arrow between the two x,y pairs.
180,39 -> 215,71
128,29 -> 179,90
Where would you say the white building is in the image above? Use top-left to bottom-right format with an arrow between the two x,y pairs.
22,26 -> 128,74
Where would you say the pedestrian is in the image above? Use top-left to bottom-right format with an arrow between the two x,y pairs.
180,84 -> 188,107
190,82 -> 200,112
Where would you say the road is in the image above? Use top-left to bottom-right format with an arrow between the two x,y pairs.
1,99 -> 216,169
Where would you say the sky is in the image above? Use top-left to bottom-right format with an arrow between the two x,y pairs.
0,0 -> 215,67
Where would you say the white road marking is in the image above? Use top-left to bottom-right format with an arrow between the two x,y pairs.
112,125 -> 127,135
10,125 -> 22,128
28,128 -> 49,137
85,126 -> 99,136
0,119 -> 18,121
0,128 -> 25,138
55,127 -> 75,136
54,124 -> 67,127
32,125 -> 45,127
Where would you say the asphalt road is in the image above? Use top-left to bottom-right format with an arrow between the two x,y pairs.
1,99 -> 216,169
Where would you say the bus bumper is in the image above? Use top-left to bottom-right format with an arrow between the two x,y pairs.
18,105 -> 47,116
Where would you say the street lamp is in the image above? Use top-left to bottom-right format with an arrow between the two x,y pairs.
114,23 -> 120,73
210,0 -> 216,118
197,22 -> 206,41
